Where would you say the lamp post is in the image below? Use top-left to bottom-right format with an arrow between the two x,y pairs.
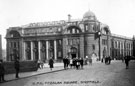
98,31 -> 101,61
97,21 -> 101,61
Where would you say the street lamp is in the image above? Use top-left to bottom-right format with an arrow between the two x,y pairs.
98,31 -> 101,61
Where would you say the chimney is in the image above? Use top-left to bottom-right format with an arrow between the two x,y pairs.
68,14 -> 71,22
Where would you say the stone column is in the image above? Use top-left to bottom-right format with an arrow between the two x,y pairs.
107,33 -> 110,57
38,41 -> 41,60
54,40 -> 57,60
31,41 -> 34,60
23,41 -> 26,60
46,41 -> 49,60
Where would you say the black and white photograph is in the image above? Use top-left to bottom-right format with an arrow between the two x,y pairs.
0,0 -> 135,86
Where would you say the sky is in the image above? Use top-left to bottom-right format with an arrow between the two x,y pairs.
0,0 -> 135,49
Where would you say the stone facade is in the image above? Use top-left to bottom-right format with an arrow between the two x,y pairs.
5,10 -> 134,62
0,35 -> 2,60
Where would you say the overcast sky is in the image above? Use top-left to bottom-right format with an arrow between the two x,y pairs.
0,0 -> 135,49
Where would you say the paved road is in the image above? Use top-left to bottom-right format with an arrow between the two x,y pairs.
1,60 -> 135,86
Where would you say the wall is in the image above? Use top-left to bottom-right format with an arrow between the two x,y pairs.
0,35 -> 2,60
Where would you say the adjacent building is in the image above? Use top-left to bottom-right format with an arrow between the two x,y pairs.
0,35 -> 2,60
5,10 -> 133,62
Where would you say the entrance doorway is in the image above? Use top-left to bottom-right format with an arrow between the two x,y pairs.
70,47 -> 77,59
71,53 -> 76,59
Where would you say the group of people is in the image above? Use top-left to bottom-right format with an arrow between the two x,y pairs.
0,58 -> 20,83
102,55 -> 131,69
85,56 -> 92,65
47,55 -> 93,70
37,60 -> 44,69
63,56 -> 84,70
42,56 -> 92,71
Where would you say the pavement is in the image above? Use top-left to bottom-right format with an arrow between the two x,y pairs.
3,60 -> 132,83
1,60 -> 135,86
4,63 -> 65,82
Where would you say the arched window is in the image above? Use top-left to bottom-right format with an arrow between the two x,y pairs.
9,30 -> 21,38
66,25 -> 82,34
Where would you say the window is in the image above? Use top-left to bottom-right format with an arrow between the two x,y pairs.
67,30 -> 70,33
59,40 -> 62,45
58,51 -> 62,57
72,28 -> 75,33
92,44 -> 95,50
77,30 -> 79,33
115,41 -> 117,48
73,39 -> 76,45
9,42 -> 11,48
85,25 -> 88,31
102,39 -> 107,45
118,41 -> 120,48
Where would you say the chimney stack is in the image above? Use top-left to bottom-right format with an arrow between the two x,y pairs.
68,14 -> 71,22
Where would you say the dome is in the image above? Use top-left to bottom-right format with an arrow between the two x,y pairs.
83,10 -> 97,21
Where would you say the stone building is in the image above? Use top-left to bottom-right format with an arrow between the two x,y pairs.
0,35 -> 2,60
5,10 -> 133,62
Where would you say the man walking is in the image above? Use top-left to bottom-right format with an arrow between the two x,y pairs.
0,59 -> 6,82
80,57 -> 84,69
124,55 -> 130,69
63,57 -> 66,69
48,57 -> 54,71
14,58 -> 20,78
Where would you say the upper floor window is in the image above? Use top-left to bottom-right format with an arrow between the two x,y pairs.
85,25 -> 88,31
9,30 -> 21,38
115,41 -> 117,48
102,39 -> 107,45
92,44 -> 95,50
67,26 -> 81,34
77,30 -> 79,33
72,28 -> 75,33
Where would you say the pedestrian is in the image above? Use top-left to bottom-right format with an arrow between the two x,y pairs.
85,56 -> 88,65
105,56 -> 108,64
48,57 -> 54,70
89,57 -> 92,65
101,56 -> 105,63
37,60 -> 41,69
73,58 -> 76,68
76,57 -> 80,70
69,58 -> 73,68
0,59 -> 6,83
122,57 -> 124,63
124,55 -> 130,69
63,57 -> 66,69
40,61 -> 44,69
108,56 -> 111,64
66,57 -> 69,69
80,57 -> 84,69
14,58 -> 20,78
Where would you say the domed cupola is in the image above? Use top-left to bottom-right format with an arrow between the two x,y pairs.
83,10 -> 97,21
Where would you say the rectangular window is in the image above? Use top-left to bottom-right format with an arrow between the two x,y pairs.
58,51 -> 61,57
14,42 -> 16,48
85,25 -> 88,31
115,41 -> 117,48
72,28 -> 75,33
92,44 -> 95,50
9,42 -> 11,48
70,39 -> 73,45
77,30 -> 79,33
102,39 -> 107,45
